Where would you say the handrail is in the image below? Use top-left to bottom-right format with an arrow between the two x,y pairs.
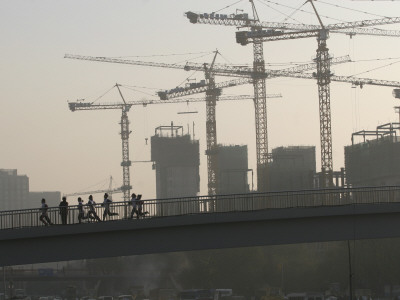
1,186 -> 400,230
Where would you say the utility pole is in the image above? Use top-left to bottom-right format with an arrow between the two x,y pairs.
348,240 -> 354,300
3,267 -> 6,298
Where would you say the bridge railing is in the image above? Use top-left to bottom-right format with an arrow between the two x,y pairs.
1,186 -> 400,230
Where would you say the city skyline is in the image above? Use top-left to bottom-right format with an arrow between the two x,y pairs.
1,0 -> 400,201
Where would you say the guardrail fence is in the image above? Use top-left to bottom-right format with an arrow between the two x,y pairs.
1,186 -> 400,230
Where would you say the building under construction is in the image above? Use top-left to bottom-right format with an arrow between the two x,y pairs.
345,122 -> 400,187
217,145 -> 249,194
151,123 -> 200,199
268,146 -> 316,191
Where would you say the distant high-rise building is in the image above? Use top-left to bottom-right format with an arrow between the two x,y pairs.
0,169 -> 62,211
269,146 -> 316,191
345,123 -> 400,187
0,169 -> 29,210
151,123 -> 200,199
218,145 -> 249,194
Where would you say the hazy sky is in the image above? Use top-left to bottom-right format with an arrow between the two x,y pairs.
1,0 -> 400,202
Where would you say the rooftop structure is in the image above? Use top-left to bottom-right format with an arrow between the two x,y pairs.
345,122 -> 400,187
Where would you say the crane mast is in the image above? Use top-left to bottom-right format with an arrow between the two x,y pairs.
204,51 -> 220,196
249,0 -> 269,192
306,0 -> 331,185
316,29 -> 333,181
120,107 -> 132,202
116,84 -> 132,204
252,38 -> 269,191
306,0 -> 333,182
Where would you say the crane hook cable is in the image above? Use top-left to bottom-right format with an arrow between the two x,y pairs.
213,0 -> 246,14
317,0 -> 391,19
348,60 -> 400,77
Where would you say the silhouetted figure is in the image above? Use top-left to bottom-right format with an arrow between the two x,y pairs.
77,197 -> 88,224
102,193 -> 118,220
39,198 -> 53,226
59,196 -> 69,225
130,193 -> 138,219
87,195 -> 101,222
136,194 -> 148,219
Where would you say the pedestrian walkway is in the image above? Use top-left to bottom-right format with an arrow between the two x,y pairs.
1,185 -> 400,230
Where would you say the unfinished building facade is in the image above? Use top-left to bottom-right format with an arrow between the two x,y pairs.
151,123 -> 200,199
268,146 -> 316,191
217,145 -> 249,194
345,123 -> 400,187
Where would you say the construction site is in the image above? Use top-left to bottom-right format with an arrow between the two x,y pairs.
57,1 -> 400,202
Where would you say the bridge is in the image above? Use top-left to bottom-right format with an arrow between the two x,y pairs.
1,186 -> 400,266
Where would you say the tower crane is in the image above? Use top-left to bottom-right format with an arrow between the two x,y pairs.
155,55 -> 351,100
64,54 -> 400,193
65,53 -> 350,194
184,1 -> 400,187
237,1 -> 400,186
151,52 -> 348,196
69,84 -> 133,207
203,50 -> 219,195
64,176 -> 123,198
186,0 -> 283,192
69,94 -> 276,110
66,52 -> 312,196
64,188 -> 123,198
69,83 -> 280,198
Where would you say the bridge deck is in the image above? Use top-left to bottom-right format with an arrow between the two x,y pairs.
1,186 -> 400,230
2,186 -> 400,266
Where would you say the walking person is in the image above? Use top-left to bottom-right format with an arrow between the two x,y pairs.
130,193 -> 138,219
59,196 -> 69,225
87,195 -> 101,222
39,198 -> 53,226
77,197 -> 88,224
102,193 -> 118,221
136,194 -> 148,219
